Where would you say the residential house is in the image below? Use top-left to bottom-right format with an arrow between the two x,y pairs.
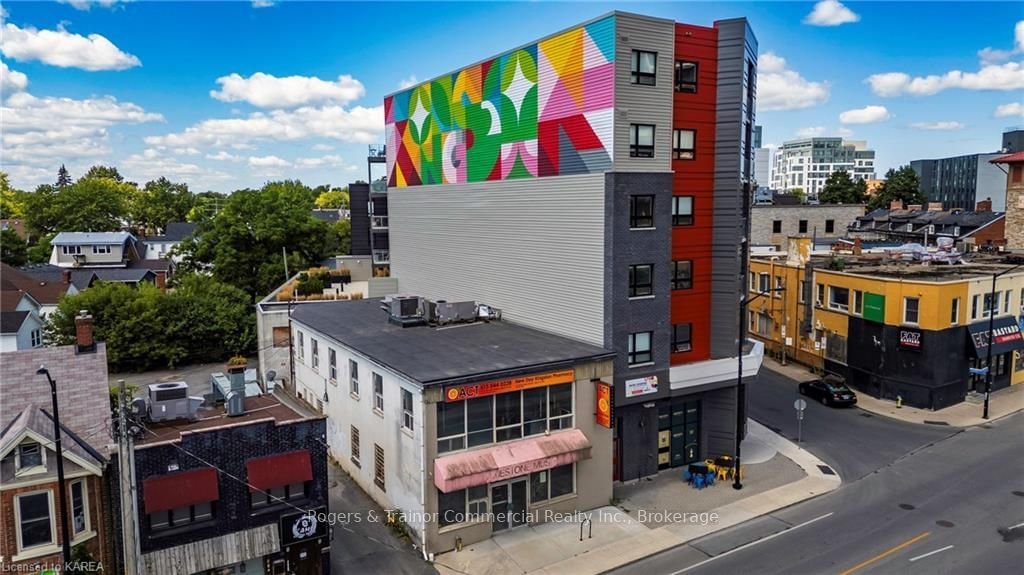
1,263 -> 75,318
50,232 -> 141,268
142,222 -> 195,262
849,200 -> 1006,250
0,291 -> 44,351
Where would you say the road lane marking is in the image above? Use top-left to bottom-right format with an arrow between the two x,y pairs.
838,531 -> 931,575
669,512 -> 834,575
908,545 -> 954,563
1009,521 -> 1024,530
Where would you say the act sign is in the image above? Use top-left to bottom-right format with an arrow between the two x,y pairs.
794,398 -> 807,445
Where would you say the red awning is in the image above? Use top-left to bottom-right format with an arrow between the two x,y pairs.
246,450 -> 313,492
143,468 -> 219,513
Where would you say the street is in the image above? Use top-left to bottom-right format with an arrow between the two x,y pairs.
609,368 -> 1024,575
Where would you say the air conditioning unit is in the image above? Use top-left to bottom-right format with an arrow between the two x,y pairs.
147,382 -> 203,423
390,296 -> 421,319
437,301 -> 478,325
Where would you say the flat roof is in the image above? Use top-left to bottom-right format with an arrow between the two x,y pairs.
291,299 -> 614,387
136,395 -> 309,447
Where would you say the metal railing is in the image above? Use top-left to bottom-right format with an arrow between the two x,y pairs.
371,216 -> 389,229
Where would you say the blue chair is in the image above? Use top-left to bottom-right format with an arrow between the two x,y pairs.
705,472 -> 715,487
693,474 -> 705,489
682,469 -> 692,483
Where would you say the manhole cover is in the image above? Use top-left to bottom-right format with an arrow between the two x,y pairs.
923,420 -> 950,426
1013,491 -> 1024,497
936,520 -> 954,528
899,503 -> 916,510
817,465 -> 836,476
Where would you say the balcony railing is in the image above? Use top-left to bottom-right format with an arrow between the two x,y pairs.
373,250 -> 390,264
371,216 -> 389,230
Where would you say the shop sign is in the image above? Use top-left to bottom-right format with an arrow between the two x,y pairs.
445,369 -> 575,402
971,323 -> 1024,349
595,381 -> 612,428
899,329 -> 922,350
280,507 -> 328,546
625,375 -> 658,397
863,293 -> 886,323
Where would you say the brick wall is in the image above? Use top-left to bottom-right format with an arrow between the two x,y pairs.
0,343 -> 112,450
750,205 -> 866,246
1005,173 -> 1024,249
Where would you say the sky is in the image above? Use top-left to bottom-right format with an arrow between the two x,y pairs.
1,0 -> 1022,192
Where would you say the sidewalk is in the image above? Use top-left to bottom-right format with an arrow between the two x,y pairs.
761,357 -> 1024,427
433,420 -> 840,575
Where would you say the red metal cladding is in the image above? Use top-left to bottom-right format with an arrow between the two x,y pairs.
671,23 -> 719,365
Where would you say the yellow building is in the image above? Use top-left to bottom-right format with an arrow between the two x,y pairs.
749,240 -> 1024,409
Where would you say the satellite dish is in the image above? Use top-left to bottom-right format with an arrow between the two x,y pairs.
266,370 -> 277,382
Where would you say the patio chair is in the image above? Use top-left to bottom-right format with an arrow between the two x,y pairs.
693,474 -> 705,489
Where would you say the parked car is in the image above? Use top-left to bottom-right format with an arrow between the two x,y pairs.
799,376 -> 857,407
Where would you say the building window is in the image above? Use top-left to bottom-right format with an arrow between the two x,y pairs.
350,426 -> 360,466
61,245 -> 81,256
675,60 -> 698,93
629,264 -> 654,298
853,290 -> 863,315
815,283 -> 825,306
772,220 -> 782,234
70,479 -> 88,536
951,297 -> 960,325
774,276 -> 784,297
672,196 -> 693,226
297,331 -> 304,363
149,502 -> 213,531
673,129 -> 695,160
272,326 -> 290,347
983,292 -> 1000,317
328,348 -> 337,382
373,373 -> 384,413
92,245 -> 111,254
438,485 -> 489,528
630,124 -> 655,158
17,442 -> 42,471
629,195 -> 655,228
971,294 -> 979,320
631,50 -> 657,85
672,261 -> 693,290
251,482 -> 306,509
1004,290 -> 1011,313
401,388 -> 414,431
799,220 -> 808,234
904,297 -> 920,325
628,332 -> 653,365
672,323 -> 692,352
311,339 -> 319,370
828,286 -> 850,311
758,273 -> 770,294
29,329 -> 42,348
799,280 -> 808,303
825,220 -> 835,234
374,444 -> 385,490
349,360 -> 360,397
16,491 -> 53,551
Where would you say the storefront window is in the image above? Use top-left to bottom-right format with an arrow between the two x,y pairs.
530,470 -> 549,502
495,392 -> 523,441
436,385 -> 575,454
467,397 -> 493,447
523,388 -> 548,436
437,402 -> 465,454
437,485 -> 491,528
550,464 -> 574,498
549,384 -> 573,430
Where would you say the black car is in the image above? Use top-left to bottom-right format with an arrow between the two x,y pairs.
798,377 -> 857,407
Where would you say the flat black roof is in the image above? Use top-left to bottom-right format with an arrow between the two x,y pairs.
290,299 -> 614,387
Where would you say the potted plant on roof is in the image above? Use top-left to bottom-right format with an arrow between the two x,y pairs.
226,355 -> 248,375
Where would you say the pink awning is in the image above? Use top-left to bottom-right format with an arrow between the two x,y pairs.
433,429 -> 591,493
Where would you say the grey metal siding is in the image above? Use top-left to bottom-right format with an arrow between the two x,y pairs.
710,18 -> 757,359
349,183 -> 371,256
612,12 -> 674,174
388,174 -> 606,345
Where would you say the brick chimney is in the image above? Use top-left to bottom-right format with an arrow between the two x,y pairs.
907,204 -> 923,211
890,199 -> 904,210
75,310 -> 96,354
976,198 -> 992,212
927,202 -> 943,211
155,270 -> 167,291
62,270 -> 71,285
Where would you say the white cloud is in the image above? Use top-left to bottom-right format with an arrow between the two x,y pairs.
837,127 -> 854,137
795,126 -> 853,138
978,21 -> 1024,65
172,147 -> 201,156
57,0 -> 127,11
839,105 -> 891,124
909,121 -> 965,131
122,148 -> 232,188
248,155 -> 291,168
804,0 -> 860,27
757,52 -> 830,111
0,21 -> 141,71
399,75 -> 418,89
995,102 -> 1024,118
252,0 -> 275,7
210,72 -> 365,108
1,60 -> 28,93
205,150 -> 242,162
144,104 -> 384,149
311,143 -> 334,152
867,62 -> 1024,96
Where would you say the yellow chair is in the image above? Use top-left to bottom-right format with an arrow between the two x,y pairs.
716,466 -> 729,481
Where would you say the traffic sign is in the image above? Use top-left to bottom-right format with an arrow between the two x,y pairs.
794,398 -> 807,411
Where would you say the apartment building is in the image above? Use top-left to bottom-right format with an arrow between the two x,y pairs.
751,203 -> 865,249
771,138 -> 876,196
384,11 -> 762,482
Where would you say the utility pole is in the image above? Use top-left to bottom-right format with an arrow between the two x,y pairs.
117,379 -> 140,575
283,246 -> 290,283
37,368 -> 72,568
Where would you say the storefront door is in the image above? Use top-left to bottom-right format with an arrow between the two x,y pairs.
491,479 -> 528,532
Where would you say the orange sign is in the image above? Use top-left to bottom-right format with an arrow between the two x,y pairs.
595,381 -> 612,428
444,369 -> 575,402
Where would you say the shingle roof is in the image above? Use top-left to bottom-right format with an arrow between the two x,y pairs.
2,263 -> 70,304
311,210 -> 342,223
291,298 -> 614,387
0,405 -> 105,467
0,310 -> 29,334
147,222 -> 195,242
990,151 -> 1024,164
51,231 -> 133,246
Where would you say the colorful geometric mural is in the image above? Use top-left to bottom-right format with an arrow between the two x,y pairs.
385,15 -> 616,188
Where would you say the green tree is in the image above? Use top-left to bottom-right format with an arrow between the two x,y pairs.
26,234 -> 54,263
0,172 -> 28,219
819,170 -> 865,204
330,219 -> 351,255
790,187 -> 806,203
131,177 -> 195,234
56,164 -> 72,188
314,187 -> 349,209
0,228 -> 28,266
82,165 -> 124,182
869,166 -> 925,210
25,178 -> 133,235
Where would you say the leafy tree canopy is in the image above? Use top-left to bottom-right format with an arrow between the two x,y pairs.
82,165 -> 124,182
819,170 -> 866,204
132,177 -> 195,235
0,228 -> 28,266
25,177 -> 134,236
0,172 -> 29,219
868,166 -> 925,210
314,188 -> 349,209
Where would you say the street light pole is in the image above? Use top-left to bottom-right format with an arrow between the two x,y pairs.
38,367 -> 73,568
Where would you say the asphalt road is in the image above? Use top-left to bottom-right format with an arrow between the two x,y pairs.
747,368 -> 959,481
611,412 -> 1024,575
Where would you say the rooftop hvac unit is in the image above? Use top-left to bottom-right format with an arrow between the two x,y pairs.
437,301 -> 478,325
147,381 -> 203,422
390,296 -> 421,319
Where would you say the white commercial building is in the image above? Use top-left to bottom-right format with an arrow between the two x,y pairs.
771,138 -> 876,197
